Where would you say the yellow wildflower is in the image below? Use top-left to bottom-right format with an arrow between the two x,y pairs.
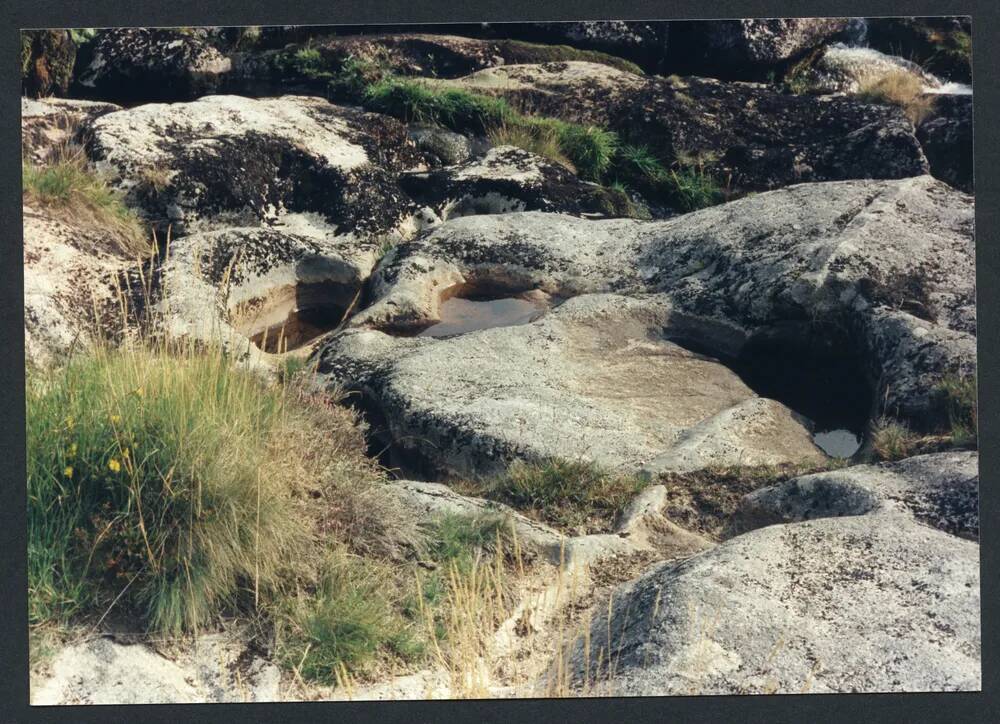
108,458 -> 121,473
64,416 -> 74,429
67,443 -> 77,458
111,414 -> 121,424
63,466 -> 73,478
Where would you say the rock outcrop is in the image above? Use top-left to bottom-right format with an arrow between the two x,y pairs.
432,62 -> 929,193
792,43 -> 941,94
31,633 -> 280,704
738,450 -> 979,539
83,94 -> 424,236
670,18 -> 851,77
347,176 -> 974,427
74,28 -> 233,102
21,29 -> 77,97
565,453 -> 980,695
23,205 -> 136,366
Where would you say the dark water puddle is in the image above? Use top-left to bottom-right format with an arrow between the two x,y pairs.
668,335 -> 872,459
418,292 -> 553,338
231,281 -> 352,353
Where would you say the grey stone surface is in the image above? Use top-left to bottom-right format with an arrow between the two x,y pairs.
567,513 -> 980,695
738,450 -> 979,539
84,94 -> 423,236
320,293 -> 825,478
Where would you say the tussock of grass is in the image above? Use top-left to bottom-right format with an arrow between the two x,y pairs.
276,551 -> 425,682
22,147 -> 150,258
870,374 -> 977,462
458,459 -> 647,534
855,70 -> 936,125
935,373 -> 978,446
27,342 -> 381,635
612,143 -> 725,211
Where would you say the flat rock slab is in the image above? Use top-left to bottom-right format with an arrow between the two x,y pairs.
84,94 -> 422,236
319,293 -> 824,478
739,450 -> 979,539
568,513 -> 980,695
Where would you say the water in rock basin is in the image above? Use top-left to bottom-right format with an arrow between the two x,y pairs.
668,336 -> 872,459
418,291 -> 553,338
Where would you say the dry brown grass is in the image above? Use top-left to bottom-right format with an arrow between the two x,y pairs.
855,70 -> 936,125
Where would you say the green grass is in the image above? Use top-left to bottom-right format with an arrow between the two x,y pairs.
612,143 -> 725,211
275,552 -> 425,682
22,149 -> 150,258
458,459 -> 647,533
363,77 -> 515,133
27,343 -> 379,635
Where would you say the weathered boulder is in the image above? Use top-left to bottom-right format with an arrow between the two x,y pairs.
670,18 -> 851,77
20,97 -> 121,165
789,43 -> 941,94
918,93 -> 973,192
74,28 -> 232,102
398,146 -> 634,222
565,511 -> 980,695
350,175 -> 974,428
23,205 -> 137,367
738,450 -> 978,539
318,293 -> 825,478
432,62 -> 929,193
84,95 -> 424,236
31,633 -> 280,705
21,29 -> 77,97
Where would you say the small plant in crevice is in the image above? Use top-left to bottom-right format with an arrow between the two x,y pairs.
934,373 -> 978,447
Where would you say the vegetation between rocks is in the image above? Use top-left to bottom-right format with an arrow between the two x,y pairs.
457,459 -> 648,534
27,338 -> 523,686
275,52 -> 724,209
855,69 -> 936,125
22,147 -> 151,258
870,373 -> 978,461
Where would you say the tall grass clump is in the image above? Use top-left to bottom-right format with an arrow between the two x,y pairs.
22,147 -> 150,258
27,343 -> 373,635
855,70 -> 936,124
612,143 -> 725,211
